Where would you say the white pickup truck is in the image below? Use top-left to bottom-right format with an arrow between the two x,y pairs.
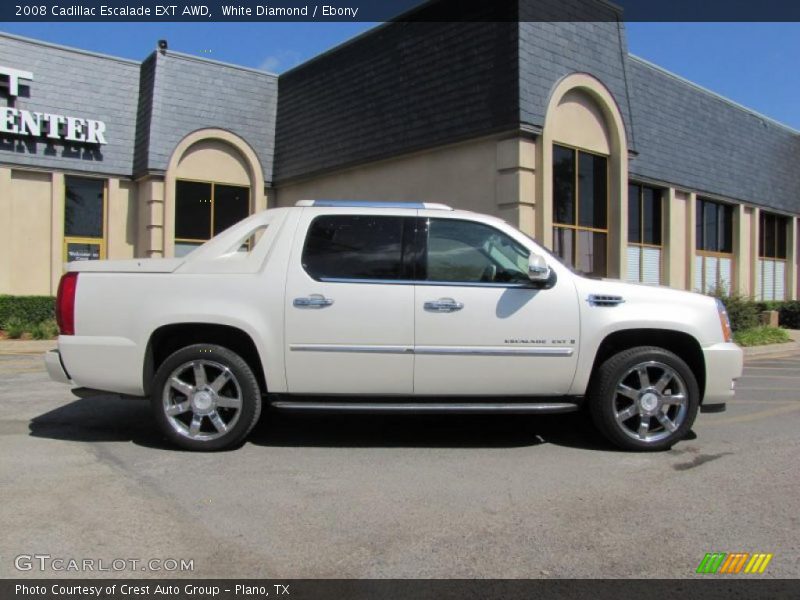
45,200 -> 743,451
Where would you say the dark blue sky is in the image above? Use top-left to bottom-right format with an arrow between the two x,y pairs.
1,21 -> 797,130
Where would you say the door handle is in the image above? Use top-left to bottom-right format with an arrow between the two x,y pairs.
293,294 -> 334,309
424,298 -> 464,313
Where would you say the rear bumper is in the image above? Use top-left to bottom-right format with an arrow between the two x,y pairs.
701,342 -> 744,411
44,349 -> 71,384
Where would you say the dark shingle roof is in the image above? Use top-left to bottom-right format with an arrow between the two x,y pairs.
627,55 -> 800,212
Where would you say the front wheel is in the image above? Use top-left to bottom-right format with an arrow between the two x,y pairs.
589,346 -> 699,451
151,344 -> 262,451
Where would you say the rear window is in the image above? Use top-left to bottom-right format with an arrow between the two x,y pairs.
302,215 -> 407,281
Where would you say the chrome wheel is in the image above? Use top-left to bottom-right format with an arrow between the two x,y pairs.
613,360 -> 689,444
162,359 -> 243,442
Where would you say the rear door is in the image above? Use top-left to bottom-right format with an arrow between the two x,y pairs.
284,209 -> 416,394
413,216 -> 580,396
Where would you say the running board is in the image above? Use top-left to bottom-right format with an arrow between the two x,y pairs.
269,401 -> 580,414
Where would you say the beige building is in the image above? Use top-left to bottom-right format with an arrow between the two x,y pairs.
2,8 -> 799,301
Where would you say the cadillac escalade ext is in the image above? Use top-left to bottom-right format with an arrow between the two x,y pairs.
45,200 -> 743,451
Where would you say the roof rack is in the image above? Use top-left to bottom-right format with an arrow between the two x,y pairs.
295,199 -> 452,210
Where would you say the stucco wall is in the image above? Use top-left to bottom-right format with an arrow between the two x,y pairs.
275,135 -> 532,230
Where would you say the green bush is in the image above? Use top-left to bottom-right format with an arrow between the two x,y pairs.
733,326 -> 791,347
30,319 -> 59,340
0,295 -> 56,330
4,316 -> 27,339
776,301 -> 800,329
711,290 -> 759,332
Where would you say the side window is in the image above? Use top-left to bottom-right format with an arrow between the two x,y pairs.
426,219 -> 530,284
302,215 -> 407,281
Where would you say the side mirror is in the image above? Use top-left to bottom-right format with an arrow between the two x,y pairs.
528,253 -> 551,283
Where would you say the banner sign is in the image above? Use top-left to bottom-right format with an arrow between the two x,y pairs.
3,0 -> 800,22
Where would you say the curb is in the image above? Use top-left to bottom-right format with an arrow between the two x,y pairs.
0,340 -> 57,355
742,341 -> 800,360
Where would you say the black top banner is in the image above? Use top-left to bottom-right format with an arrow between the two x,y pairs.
2,0 -> 800,22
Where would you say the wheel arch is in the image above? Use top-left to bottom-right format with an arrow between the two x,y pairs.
588,329 -> 706,402
144,323 -> 266,396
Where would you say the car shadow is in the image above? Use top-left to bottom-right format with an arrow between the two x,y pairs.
28,393 -> 173,449
29,393 -> 618,452
247,411 -> 614,451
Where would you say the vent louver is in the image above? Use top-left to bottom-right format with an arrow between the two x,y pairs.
587,294 -> 625,307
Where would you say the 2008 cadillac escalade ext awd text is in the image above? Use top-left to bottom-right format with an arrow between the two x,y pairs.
45,200 -> 743,451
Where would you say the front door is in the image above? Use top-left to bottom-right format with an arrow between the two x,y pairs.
284,211 -> 416,395
414,216 -> 580,396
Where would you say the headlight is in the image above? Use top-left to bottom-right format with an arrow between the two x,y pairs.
715,298 -> 733,343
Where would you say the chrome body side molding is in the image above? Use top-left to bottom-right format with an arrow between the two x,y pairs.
289,344 -> 574,357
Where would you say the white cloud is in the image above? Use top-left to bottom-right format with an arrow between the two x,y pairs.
257,50 -> 302,73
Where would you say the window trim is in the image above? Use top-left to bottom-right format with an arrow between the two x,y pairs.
420,217 -> 535,287
759,211 -> 788,260
627,183 -> 664,284
552,142 -> 610,277
301,214 -> 416,283
694,197 -> 735,294
301,215 -> 542,289
695,197 -> 734,255
174,177 -> 251,246
63,175 -> 107,262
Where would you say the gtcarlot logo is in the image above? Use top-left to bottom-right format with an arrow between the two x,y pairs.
14,554 -> 194,572
696,552 -> 774,574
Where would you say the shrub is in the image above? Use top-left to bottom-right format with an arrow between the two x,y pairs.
30,319 -> 59,340
733,326 -> 791,347
4,317 -> 28,339
777,301 -> 800,329
0,296 -> 55,330
711,291 -> 759,332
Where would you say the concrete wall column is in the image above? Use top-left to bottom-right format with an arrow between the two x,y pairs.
734,203 -> 749,296
49,172 -> 65,295
663,187 -> 684,289
107,178 -> 137,261
686,192 -> 697,291
136,177 -> 165,258
495,137 -> 536,236
0,167 -> 11,294
787,216 -> 798,301
749,207 -> 760,299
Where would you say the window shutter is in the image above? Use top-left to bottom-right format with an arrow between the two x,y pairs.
694,256 -> 704,292
642,247 -> 661,285
775,260 -> 785,301
718,257 -> 732,295
626,246 -> 640,282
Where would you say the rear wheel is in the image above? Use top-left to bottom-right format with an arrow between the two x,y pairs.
589,346 -> 699,451
151,344 -> 262,451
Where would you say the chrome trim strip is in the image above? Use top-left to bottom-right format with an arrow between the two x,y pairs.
289,344 -> 573,357
319,277 -> 533,289
290,344 -> 413,354
297,199 -> 453,210
270,401 -> 580,414
415,346 -> 574,357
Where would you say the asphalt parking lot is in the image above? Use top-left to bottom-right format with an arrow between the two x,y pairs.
1,349 -> 799,579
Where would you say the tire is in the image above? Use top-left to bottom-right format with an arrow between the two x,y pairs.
151,344 -> 262,451
589,346 -> 699,451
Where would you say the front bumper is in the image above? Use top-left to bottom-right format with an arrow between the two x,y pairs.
701,342 -> 744,412
44,349 -> 71,384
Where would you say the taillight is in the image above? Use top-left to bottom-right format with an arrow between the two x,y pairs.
55,272 -> 78,335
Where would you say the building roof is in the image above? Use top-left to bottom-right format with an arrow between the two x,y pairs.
627,55 -> 800,212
